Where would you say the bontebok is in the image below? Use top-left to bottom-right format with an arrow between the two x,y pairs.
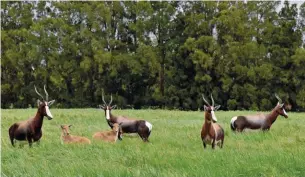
230,94 -> 288,132
8,85 -> 55,147
99,92 -> 152,142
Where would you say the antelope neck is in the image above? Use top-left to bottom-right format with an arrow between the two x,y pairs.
33,111 -> 44,130
267,108 -> 280,124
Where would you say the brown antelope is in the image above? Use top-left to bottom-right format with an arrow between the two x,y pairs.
201,94 -> 224,149
8,85 -> 55,147
93,123 -> 122,143
230,94 -> 288,132
99,93 -> 152,142
60,125 -> 91,144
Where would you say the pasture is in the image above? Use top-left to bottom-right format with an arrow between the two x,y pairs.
1,109 -> 305,177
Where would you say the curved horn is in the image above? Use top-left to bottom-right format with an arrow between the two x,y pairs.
102,90 -> 107,105
44,85 -> 49,101
34,85 -> 44,100
211,94 -> 215,107
275,93 -> 282,103
202,94 -> 210,106
109,94 -> 113,105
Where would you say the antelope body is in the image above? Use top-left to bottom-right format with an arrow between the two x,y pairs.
61,125 -> 91,144
8,85 -> 55,147
201,94 -> 224,149
231,94 -> 288,132
93,123 -> 122,143
100,93 -> 152,142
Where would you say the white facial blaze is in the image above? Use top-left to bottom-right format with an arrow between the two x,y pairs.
106,109 -> 110,120
211,111 -> 217,122
45,106 -> 53,119
283,108 -> 288,116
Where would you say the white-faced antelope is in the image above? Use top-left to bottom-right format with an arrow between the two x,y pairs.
8,85 -> 55,147
93,123 -> 122,143
60,125 -> 91,144
201,94 -> 224,149
230,94 -> 288,132
99,93 -> 153,142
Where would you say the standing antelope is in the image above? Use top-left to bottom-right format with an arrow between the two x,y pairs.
93,123 -> 122,143
99,93 -> 152,142
201,94 -> 224,149
8,85 -> 55,147
230,94 -> 288,132
60,125 -> 91,144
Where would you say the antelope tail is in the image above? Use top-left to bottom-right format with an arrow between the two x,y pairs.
230,116 -> 237,131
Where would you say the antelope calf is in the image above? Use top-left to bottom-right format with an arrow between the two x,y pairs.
8,85 -> 55,147
99,93 -> 152,142
230,94 -> 288,132
93,123 -> 122,143
201,94 -> 224,149
60,125 -> 91,144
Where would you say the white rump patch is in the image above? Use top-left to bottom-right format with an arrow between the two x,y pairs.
145,121 -> 152,132
211,111 -> 218,122
45,106 -> 53,119
231,116 -> 237,129
106,110 -> 110,120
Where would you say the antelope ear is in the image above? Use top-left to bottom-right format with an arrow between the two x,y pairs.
48,100 -> 55,106
68,125 -> 72,128
204,105 -> 209,111
37,99 -> 42,107
111,105 -> 117,109
215,105 -> 221,110
60,125 -> 64,129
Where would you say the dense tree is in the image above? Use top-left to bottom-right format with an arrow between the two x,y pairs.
1,1 -> 305,111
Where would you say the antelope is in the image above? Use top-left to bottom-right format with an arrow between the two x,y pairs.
93,123 -> 122,143
201,94 -> 224,149
8,85 -> 55,147
230,94 -> 288,132
60,125 -> 91,144
99,93 -> 153,142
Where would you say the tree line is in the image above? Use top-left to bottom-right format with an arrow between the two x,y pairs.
1,1 -> 305,111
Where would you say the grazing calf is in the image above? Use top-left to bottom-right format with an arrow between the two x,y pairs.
8,85 -> 55,147
93,123 -> 122,143
99,93 -> 152,142
201,94 -> 224,149
60,125 -> 91,144
230,94 -> 288,132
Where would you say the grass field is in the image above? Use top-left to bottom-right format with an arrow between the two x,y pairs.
1,109 -> 305,177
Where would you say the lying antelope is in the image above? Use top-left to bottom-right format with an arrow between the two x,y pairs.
60,125 -> 91,144
201,94 -> 224,149
230,94 -> 288,132
99,93 -> 152,142
8,85 -> 55,147
93,123 -> 122,143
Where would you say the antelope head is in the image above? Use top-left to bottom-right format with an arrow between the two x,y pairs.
202,94 -> 221,123
99,91 -> 117,121
275,93 -> 288,118
35,85 -> 55,120
61,125 -> 72,136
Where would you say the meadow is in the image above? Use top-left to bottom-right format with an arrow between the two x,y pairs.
1,109 -> 305,177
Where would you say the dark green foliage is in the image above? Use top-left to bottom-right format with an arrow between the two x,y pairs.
1,1 -> 304,111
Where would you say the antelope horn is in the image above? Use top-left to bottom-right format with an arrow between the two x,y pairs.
102,90 -> 107,105
44,85 -> 49,101
211,94 -> 215,107
34,85 -> 45,101
202,94 -> 210,106
109,94 -> 113,105
275,93 -> 282,103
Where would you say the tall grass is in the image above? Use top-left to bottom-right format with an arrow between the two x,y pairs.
1,109 -> 305,177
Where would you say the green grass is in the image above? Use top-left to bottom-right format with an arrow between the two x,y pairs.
1,109 -> 305,177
